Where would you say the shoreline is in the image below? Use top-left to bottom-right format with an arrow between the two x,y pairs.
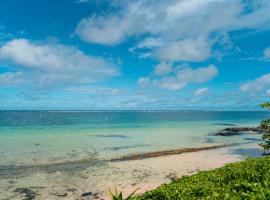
1,141 -> 261,200
101,144 -> 248,200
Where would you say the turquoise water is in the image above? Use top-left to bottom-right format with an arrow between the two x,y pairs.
0,111 -> 269,167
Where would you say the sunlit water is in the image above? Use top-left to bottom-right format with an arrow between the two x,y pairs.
0,111 -> 269,167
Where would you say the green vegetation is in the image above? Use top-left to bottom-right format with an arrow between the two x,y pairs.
260,102 -> 270,153
109,188 -> 139,200
133,156 -> 270,200
260,102 -> 270,109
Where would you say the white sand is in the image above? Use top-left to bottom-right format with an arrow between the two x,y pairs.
1,141 -> 262,200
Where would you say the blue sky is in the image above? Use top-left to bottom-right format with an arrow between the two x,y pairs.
0,0 -> 270,110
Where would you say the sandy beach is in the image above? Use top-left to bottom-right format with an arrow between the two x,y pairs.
1,141 -> 261,200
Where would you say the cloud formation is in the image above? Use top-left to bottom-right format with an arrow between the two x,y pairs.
241,73 -> 270,92
76,0 -> 270,62
139,64 -> 218,90
266,89 -> 270,97
0,72 -> 25,86
264,47 -> 270,60
193,87 -> 209,96
0,39 -> 119,87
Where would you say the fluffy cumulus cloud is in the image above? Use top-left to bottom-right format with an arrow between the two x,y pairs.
241,73 -> 270,92
155,37 -> 211,62
153,62 -> 172,76
0,38 -> 119,87
76,0 -> 270,62
193,87 -> 209,96
139,64 -> 218,90
264,47 -> 270,60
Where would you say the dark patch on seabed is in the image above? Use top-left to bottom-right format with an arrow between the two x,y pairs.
13,188 -> 36,200
231,148 -> 264,158
104,144 -> 150,151
244,137 -> 262,142
0,157 -> 106,179
213,123 -> 236,126
91,134 -> 131,139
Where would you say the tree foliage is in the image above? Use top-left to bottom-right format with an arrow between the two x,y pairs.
260,102 -> 270,109
260,103 -> 270,152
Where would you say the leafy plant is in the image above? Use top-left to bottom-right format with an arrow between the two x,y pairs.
134,156 -> 270,200
260,119 -> 270,130
260,102 -> 270,108
260,103 -> 270,154
109,187 -> 139,200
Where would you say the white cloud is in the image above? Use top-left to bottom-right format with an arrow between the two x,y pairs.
266,89 -> 270,97
0,72 -> 25,86
193,87 -> 209,96
263,47 -> 270,60
153,77 -> 186,90
153,62 -> 172,76
140,64 -> 218,90
138,77 -> 150,87
177,64 -> 218,83
75,16 -> 132,45
66,86 -> 121,95
0,39 -> 119,87
166,0 -> 216,20
75,0 -> 270,61
241,73 -> 270,92
155,37 -> 211,62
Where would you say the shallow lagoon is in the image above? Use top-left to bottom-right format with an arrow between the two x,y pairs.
0,111 -> 268,166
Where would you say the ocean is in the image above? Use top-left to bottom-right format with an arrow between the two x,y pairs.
0,110 -> 269,167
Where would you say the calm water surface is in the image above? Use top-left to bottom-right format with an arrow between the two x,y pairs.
0,111 -> 269,166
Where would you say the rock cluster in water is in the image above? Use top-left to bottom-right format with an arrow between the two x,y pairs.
213,127 -> 265,136
13,188 -> 36,200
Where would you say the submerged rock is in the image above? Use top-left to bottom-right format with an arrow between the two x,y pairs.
213,123 -> 236,126
81,192 -> 93,197
55,192 -> 68,197
165,172 -> 178,182
213,127 -> 265,136
13,188 -> 36,200
81,192 -> 99,198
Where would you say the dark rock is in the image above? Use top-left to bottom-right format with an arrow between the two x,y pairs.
81,192 -> 93,197
263,151 -> 270,156
67,188 -> 77,192
56,192 -> 68,197
165,172 -> 178,182
81,192 -> 100,198
213,127 -> 265,136
213,123 -> 236,126
13,188 -> 36,200
92,134 -> 130,139
104,144 -> 150,151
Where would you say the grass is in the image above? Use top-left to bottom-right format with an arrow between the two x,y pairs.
132,156 -> 270,200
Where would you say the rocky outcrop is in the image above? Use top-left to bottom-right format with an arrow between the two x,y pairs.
213,127 -> 265,136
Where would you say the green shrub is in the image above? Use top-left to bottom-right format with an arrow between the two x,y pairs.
260,103 -> 270,153
134,156 -> 270,200
109,187 -> 139,200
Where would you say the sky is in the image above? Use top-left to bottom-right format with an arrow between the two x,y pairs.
0,0 -> 270,110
